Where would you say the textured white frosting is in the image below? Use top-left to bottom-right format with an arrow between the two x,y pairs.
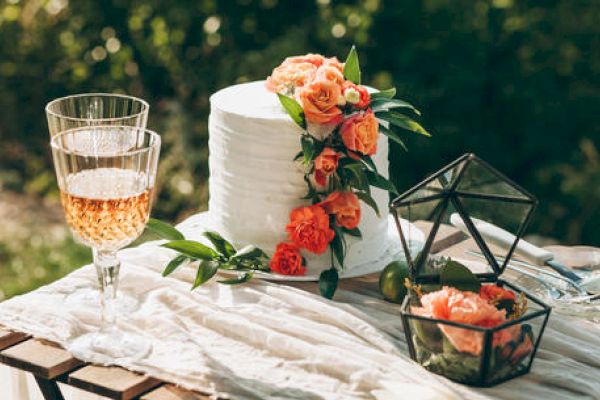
207,81 -> 391,275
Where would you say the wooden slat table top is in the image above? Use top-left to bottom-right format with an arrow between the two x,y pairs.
68,365 -> 161,400
0,328 -> 29,351
0,338 -> 84,380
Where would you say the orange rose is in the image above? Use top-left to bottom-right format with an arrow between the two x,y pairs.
343,81 -> 371,109
283,53 -> 325,67
265,62 -> 317,93
298,80 -> 343,125
270,242 -> 306,276
321,191 -> 361,229
316,65 -> 344,87
286,205 -> 334,254
314,148 -> 340,186
340,109 -> 379,155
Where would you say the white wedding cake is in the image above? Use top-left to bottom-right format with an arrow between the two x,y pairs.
207,81 -> 392,276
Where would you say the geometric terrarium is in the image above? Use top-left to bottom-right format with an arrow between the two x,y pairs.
391,154 -> 551,386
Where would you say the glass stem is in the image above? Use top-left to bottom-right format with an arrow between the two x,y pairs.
93,249 -> 120,330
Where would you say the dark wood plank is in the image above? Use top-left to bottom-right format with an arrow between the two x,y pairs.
141,384 -> 211,400
0,327 -> 29,351
0,339 -> 84,379
68,365 -> 161,400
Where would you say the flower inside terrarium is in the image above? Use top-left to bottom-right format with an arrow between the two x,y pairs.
401,260 -> 550,386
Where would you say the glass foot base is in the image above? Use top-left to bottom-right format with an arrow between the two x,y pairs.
65,288 -> 140,314
69,329 -> 152,363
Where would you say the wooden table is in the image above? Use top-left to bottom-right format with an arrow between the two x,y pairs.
0,221 -> 555,399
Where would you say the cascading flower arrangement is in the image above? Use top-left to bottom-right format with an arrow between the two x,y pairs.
265,46 -> 430,297
148,47 -> 430,299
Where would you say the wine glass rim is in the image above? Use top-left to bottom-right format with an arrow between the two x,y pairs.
50,125 -> 161,157
45,93 -> 150,123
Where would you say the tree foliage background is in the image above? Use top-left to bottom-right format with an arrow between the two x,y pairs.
0,0 -> 598,297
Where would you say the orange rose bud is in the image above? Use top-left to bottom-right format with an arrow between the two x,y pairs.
314,148 -> 340,186
480,285 -> 517,303
340,109 -> 379,156
270,242 -> 306,276
321,191 -> 361,230
286,205 -> 335,254
343,81 -> 371,109
298,80 -> 343,125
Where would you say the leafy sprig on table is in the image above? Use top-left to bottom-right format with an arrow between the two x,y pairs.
146,218 -> 269,288
277,46 -> 431,298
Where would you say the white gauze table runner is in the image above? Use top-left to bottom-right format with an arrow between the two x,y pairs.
0,217 -> 599,400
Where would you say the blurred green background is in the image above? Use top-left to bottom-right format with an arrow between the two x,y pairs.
0,0 -> 598,299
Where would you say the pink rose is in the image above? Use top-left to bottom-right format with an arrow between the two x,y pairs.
283,53 -> 325,67
412,286 -> 509,355
266,62 -> 317,93
316,65 -> 345,88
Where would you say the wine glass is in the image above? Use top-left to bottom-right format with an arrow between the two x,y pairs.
46,93 -> 149,137
46,93 -> 149,310
51,125 -> 160,360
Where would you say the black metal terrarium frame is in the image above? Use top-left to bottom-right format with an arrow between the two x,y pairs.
391,153 -> 538,283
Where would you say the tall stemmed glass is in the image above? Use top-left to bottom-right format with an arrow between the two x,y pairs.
51,125 -> 160,360
46,93 -> 149,310
46,93 -> 149,137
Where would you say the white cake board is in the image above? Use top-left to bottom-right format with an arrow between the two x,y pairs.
176,212 -> 424,282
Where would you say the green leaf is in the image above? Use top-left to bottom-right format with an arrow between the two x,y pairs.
202,231 -> 236,258
330,234 -> 345,267
146,218 -> 185,240
366,170 -> 398,194
359,155 -> 377,171
370,88 -> 396,99
440,260 -> 481,293
162,240 -> 218,260
343,227 -> 362,238
162,254 -> 189,277
379,112 -> 431,137
343,163 -> 369,193
355,191 -> 380,217
301,135 -> 315,164
379,125 -> 408,151
343,45 -> 361,84
319,267 -> 339,299
232,245 -> 268,260
218,271 -> 254,285
371,98 -> 421,116
192,260 -> 220,289
277,93 -> 306,129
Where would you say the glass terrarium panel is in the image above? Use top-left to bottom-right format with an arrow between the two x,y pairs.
405,314 -> 485,385
455,196 -> 534,274
436,199 -> 495,276
400,159 -> 468,203
393,197 -> 445,275
456,158 -> 530,200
